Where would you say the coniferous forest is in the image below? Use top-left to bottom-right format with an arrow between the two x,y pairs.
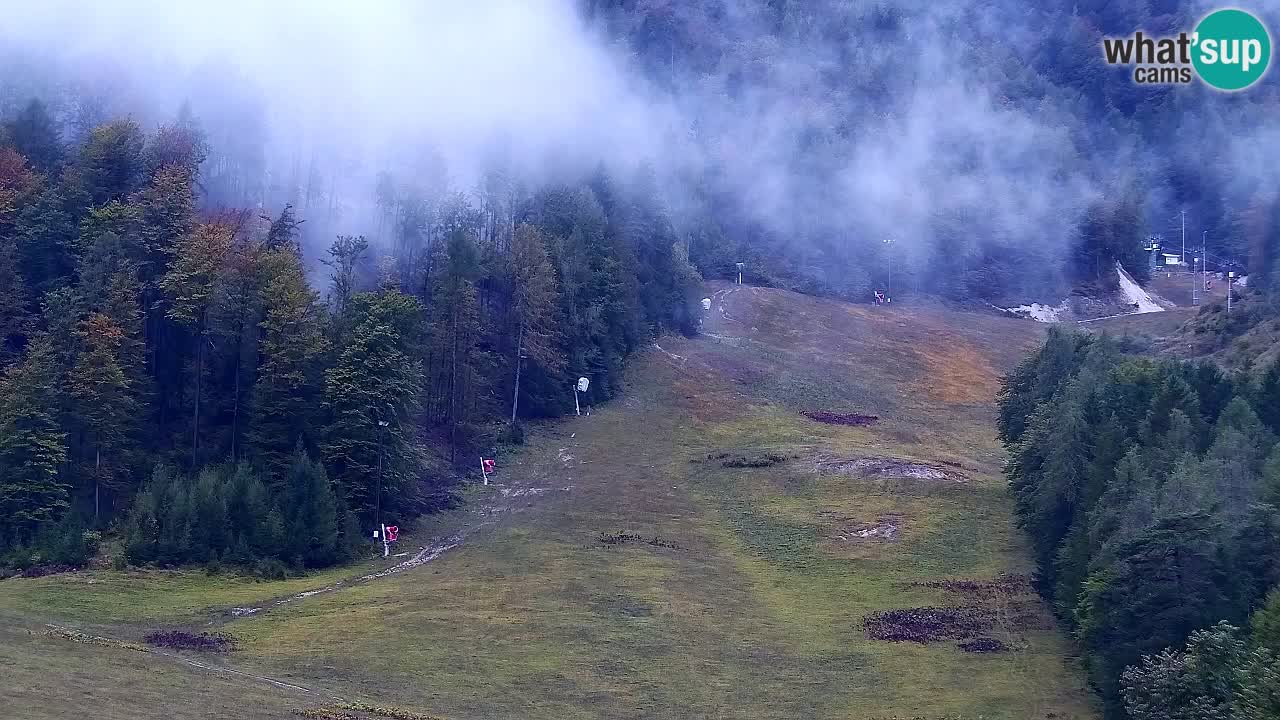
2,2 -> 1280,716
0,104 -> 701,573
999,329 -> 1280,719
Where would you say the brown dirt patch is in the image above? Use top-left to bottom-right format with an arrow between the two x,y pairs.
863,606 -> 997,643
803,410 -> 879,426
958,637 -> 1008,653
144,630 -> 236,652
909,574 -> 1033,599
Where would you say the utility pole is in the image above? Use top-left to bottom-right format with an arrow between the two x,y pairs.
1181,209 -> 1186,264
376,418 -> 389,556
1202,231 -> 1208,299
883,238 -> 896,296
1192,256 -> 1199,305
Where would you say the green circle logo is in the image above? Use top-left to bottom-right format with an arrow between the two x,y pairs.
1193,9 -> 1271,90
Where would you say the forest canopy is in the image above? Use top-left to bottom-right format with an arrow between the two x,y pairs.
998,328 -> 1280,718
0,101 -> 702,572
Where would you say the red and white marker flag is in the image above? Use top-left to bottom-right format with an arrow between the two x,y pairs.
480,457 -> 495,485
384,525 -> 399,542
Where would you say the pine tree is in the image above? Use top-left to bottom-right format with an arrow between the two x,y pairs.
134,163 -> 196,285
322,290 -> 425,524
1253,589 -> 1280,655
0,335 -> 70,538
78,119 -> 146,206
225,463 -> 272,557
1090,448 -> 1157,562
1077,514 -> 1238,711
68,313 -> 140,522
1156,453 -> 1213,519
1251,359 -> 1280,434
1233,645 -> 1280,720
281,448 -> 339,568
423,229 -> 485,461
1233,506 -> 1280,611
1263,446 -> 1280,507
14,187 -> 77,298
248,247 -> 328,481
159,222 -> 234,462
189,466 -> 229,559
508,223 -> 564,422
1011,386 -> 1091,583
1120,622 -> 1246,720
4,99 -> 62,174
1201,398 -> 1274,517
0,234 -> 31,366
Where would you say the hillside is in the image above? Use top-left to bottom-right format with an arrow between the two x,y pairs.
1,285 -> 1097,720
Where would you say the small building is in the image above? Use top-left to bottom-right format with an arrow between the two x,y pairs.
1146,241 -> 1183,270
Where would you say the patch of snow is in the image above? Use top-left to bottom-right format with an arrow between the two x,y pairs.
1116,263 -> 1164,314
1006,302 -> 1066,323
653,343 -> 685,361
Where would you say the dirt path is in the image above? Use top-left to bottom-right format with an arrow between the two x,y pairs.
208,473 -> 566,624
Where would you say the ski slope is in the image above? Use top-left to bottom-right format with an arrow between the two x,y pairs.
1116,262 -> 1164,314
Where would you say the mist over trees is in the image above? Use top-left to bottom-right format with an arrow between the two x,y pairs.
0,96 -> 701,571
1,1 -> 1279,578
2,1 -> 1278,307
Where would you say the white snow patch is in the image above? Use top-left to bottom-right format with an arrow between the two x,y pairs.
1116,263 -> 1164,314
1007,302 -> 1067,323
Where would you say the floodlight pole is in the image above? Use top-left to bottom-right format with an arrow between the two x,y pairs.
376,418 -> 389,556
1181,209 -> 1186,264
1191,257 -> 1198,305
883,238 -> 896,295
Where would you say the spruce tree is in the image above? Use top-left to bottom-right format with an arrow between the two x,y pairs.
4,99 -> 62,174
77,119 -> 146,206
0,335 -> 70,538
282,448 -> 339,568
159,222 -> 234,461
508,223 -> 565,423
248,247 -> 328,481
322,290 -> 425,524
0,234 -> 31,366
68,312 -> 140,522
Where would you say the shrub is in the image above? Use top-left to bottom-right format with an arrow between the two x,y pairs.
252,557 -> 288,581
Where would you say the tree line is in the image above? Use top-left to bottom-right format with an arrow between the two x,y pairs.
998,328 -> 1280,718
0,99 -> 700,572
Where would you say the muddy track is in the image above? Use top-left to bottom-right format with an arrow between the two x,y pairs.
206,477 -> 565,625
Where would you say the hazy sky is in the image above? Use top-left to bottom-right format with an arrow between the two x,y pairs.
5,0 -> 1269,300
